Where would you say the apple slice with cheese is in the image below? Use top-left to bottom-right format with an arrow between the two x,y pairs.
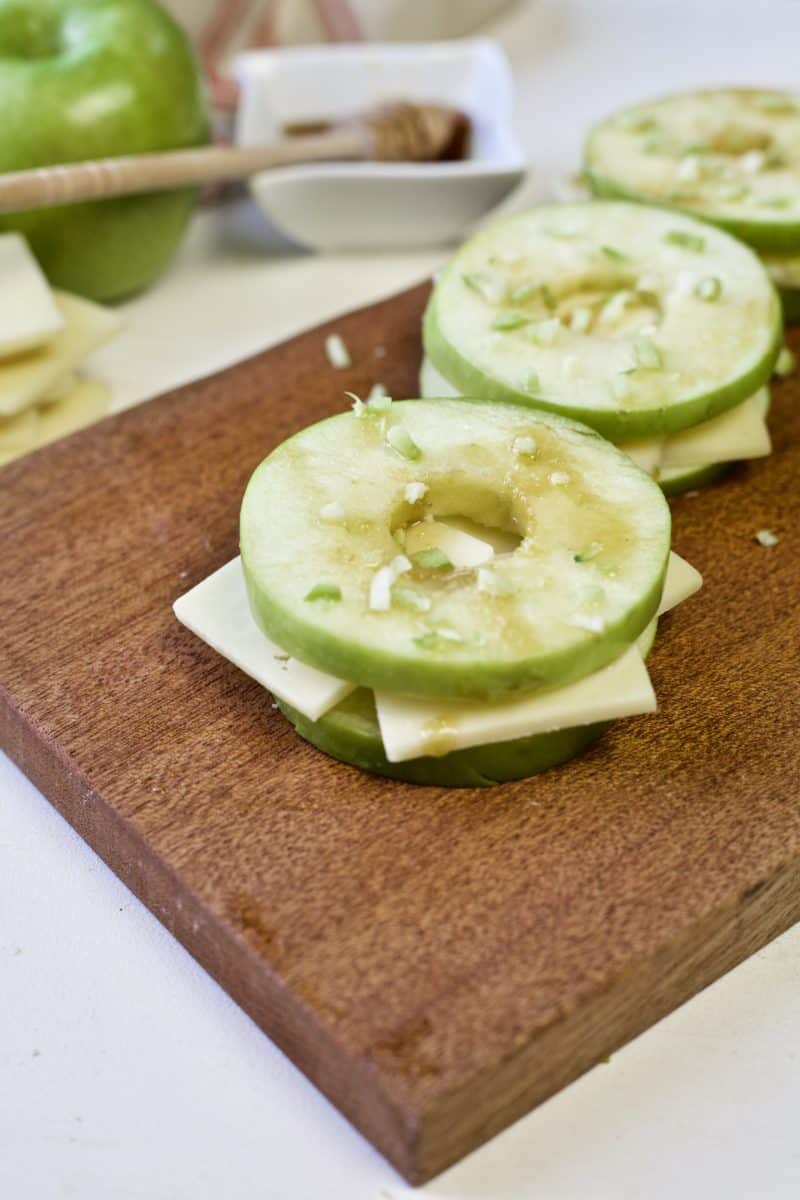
174,541 -> 699,785
420,356 -> 772,491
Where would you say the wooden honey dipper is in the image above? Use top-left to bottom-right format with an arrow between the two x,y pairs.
0,103 -> 469,213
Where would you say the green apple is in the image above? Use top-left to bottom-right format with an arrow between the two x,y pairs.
0,0 -> 211,301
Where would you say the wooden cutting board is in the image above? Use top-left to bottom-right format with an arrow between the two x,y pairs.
2,282 -> 799,1184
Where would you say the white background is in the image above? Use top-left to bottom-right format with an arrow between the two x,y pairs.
3,3 -> 800,1197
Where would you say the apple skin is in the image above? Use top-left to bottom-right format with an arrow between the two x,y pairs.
0,0 -> 211,301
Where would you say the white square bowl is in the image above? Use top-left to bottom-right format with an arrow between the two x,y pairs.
234,40 -> 526,251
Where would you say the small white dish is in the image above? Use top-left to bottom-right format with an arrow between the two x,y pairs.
234,40 -> 526,251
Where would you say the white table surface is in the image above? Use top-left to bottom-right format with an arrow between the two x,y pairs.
3,3 -> 799,1197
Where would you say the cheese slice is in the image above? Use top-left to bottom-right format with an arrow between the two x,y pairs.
0,233 -> 64,359
420,355 -> 770,474
660,390 -> 771,468
0,406 -> 39,465
658,552 -> 702,614
619,435 -> 664,473
0,376 -> 110,465
37,376 -> 110,445
403,519 -> 494,567
0,291 -> 121,418
437,514 -> 520,555
374,645 -> 657,762
173,558 -> 356,721
175,539 -> 700,735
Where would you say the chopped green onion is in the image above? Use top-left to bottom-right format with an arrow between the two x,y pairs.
532,317 -> 561,346
719,183 -> 750,202
366,382 -> 389,405
754,92 -> 797,112
345,390 -> 365,415
392,585 -> 432,613
410,547 -> 453,570
369,556 -> 412,611
319,500 -> 346,522
600,289 -> 634,324
695,276 -> 722,302
492,310 -> 530,331
760,195 -> 792,209
512,435 -> 537,457
511,281 -> 538,302
574,543 -> 603,563
676,155 -> 702,183
663,229 -> 705,252
549,471 -> 570,486
367,391 -> 393,413
413,632 -> 442,651
617,112 -> 658,133
635,336 -> 662,370
570,306 -> 592,333
404,481 -> 428,503
413,625 -> 463,650
462,270 -> 506,303
432,624 -> 463,642
386,425 -> 422,460
601,244 -> 626,262
324,333 -> 350,369
775,346 -> 796,378
739,149 -> 766,174
755,528 -> 779,547
305,582 -> 341,603
522,368 -> 540,393
642,134 -> 665,156
541,284 -> 557,312
570,612 -> 605,633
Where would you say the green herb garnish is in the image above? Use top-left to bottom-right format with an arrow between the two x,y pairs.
663,229 -> 706,252
410,547 -> 453,570
492,310 -> 530,331
304,582 -> 342,603
695,276 -> 722,302
541,284 -> 557,312
386,425 -> 422,460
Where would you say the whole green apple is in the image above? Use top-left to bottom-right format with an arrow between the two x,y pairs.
0,0 -> 211,301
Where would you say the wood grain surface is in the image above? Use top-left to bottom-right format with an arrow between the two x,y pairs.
1,282 -> 799,1184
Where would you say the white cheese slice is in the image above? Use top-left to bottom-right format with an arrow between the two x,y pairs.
173,557 -> 356,721
660,390 -> 771,467
658,552 -> 703,614
436,514 -> 520,555
0,405 -> 39,465
0,376 -> 110,465
619,435 -> 664,473
0,291 -> 121,418
420,355 -> 770,474
403,519 -> 494,567
0,233 -> 64,359
374,645 -> 657,762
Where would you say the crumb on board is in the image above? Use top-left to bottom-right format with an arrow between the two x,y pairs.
755,529 -> 779,547
324,333 -> 351,369
373,344 -> 387,359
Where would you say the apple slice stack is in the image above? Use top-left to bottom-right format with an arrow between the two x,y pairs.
0,233 -> 121,466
